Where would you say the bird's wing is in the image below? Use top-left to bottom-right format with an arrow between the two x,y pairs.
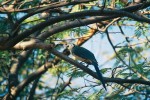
72,46 -> 107,90
72,46 -> 97,63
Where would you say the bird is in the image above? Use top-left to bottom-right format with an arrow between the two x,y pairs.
67,44 -> 107,91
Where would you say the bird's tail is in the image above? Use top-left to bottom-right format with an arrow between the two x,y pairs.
93,62 -> 107,91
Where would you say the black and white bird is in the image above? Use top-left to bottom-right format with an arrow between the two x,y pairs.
67,44 -> 107,91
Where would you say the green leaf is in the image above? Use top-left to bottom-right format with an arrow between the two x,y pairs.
100,68 -> 111,74
87,92 -> 102,100
67,69 -> 86,78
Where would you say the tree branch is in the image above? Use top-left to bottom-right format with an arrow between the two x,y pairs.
28,76 -> 41,100
0,0 -> 93,13
51,49 -> 150,85
105,30 -> 149,81
11,0 -> 96,37
4,7 -> 150,49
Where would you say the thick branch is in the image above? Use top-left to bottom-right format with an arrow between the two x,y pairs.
2,2 -> 150,49
8,50 -> 32,95
13,39 -> 54,50
38,17 -> 112,40
10,50 -> 32,74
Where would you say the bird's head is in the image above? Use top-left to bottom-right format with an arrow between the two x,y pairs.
66,44 -> 75,50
